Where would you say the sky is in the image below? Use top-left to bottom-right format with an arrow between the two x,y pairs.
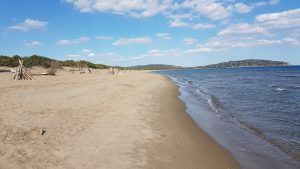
0,0 -> 300,66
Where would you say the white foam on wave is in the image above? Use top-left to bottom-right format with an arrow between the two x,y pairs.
196,88 -> 201,94
208,96 -> 219,113
196,88 -> 220,114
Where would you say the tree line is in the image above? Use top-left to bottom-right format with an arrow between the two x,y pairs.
0,55 -> 110,69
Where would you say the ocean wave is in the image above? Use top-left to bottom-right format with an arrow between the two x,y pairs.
196,87 -> 223,114
276,88 -> 287,91
196,88 -> 207,96
170,77 -> 189,85
176,77 -> 194,85
208,95 -> 221,113
237,120 -> 300,161
268,85 -> 300,91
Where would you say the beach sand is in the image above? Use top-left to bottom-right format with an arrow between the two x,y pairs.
0,68 -> 240,169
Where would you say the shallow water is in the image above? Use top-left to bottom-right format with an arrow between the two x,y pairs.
156,66 -> 300,169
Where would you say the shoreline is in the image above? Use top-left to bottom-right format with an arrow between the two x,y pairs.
157,69 -> 300,169
0,69 -> 240,168
149,74 -> 241,168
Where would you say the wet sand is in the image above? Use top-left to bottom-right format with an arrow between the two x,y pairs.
0,68 -> 240,169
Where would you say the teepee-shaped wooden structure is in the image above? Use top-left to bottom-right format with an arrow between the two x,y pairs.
108,67 -> 120,75
80,64 -> 92,74
13,59 -> 33,80
108,67 -> 114,74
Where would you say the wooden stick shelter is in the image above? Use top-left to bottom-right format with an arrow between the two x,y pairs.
108,67 -> 120,75
80,65 -> 92,74
13,59 -> 33,80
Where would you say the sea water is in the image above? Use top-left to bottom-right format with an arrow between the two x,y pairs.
156,66 -> 300,169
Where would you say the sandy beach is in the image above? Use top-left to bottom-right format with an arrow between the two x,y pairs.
0,68 -> 240,169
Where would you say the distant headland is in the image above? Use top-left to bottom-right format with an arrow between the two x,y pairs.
196,59 -> 289,69
129,59 -> 289,70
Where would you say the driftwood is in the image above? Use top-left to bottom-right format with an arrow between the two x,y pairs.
108,67 -> 120,75
10,68 -> 16,73
69,68 -> 80,74
80,65 -> 92,74
31,69 -> 57,76
13,59 -> 33,80
0,68 -> 15,73
0,69 -> 11,73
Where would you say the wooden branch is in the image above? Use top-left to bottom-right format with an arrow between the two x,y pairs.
13,59 -> 33,80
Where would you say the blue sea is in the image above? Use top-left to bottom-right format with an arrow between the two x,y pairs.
156,66 -> 300,169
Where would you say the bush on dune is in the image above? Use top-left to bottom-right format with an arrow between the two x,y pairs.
0,55 -> 60,68
0,55 -> 110,69
23,55 -> 56,68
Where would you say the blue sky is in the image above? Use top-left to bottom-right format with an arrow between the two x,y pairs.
0,0 -> 299,66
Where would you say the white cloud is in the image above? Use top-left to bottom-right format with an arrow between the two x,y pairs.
79,0 -> 228,21
255,1 -> 267,7
195,35 -> 298,53
143,49 -> 181,57
235,3 -> 253,13
219,36 -> 297,48
112,37 -> 152,45
283,37 -> 300,45
56,36 -> 90,45
63,0 -> 281,33
256,8 -> 300,22
169,19 -> 189,27
156,33 -> 172,40
175,0 -> 280,23
170,19 -> 215,30
192,23 -> 216,29
256,39 -> 281,45
231,0 -> 280,15
269,0 -> 280,5
82,49 -> 96,57
82,49 -> 91,53
96,36 -> 113,40
63,0 -> 173,18
194,8 -> 300,52
218,23 -> 267,37
183,38 -> 197,45
87,52 -> 95,57
217,8 -> 300,40
9,19 -> 48,31
100,52 -> 126,62
255,8 -> 300,33
25,41 -> 42,46
132,56 -> 145,60
255,0 -> 279,7
65,53 -> 101,64
200,36 -> 270,50
66,54 -> 81,60
181,0 -> 231,20
184,47 -> 221,54
165,13 -> 194,19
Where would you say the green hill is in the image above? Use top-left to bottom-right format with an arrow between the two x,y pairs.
197,59 -> 289,69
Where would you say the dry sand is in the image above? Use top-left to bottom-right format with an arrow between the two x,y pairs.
0,68 -> 240,169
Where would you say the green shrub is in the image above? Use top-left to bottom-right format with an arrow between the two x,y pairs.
0,55 -> 110,69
